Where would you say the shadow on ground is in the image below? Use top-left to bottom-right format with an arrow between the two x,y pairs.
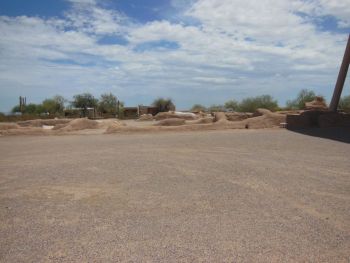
287,127 -> 350,143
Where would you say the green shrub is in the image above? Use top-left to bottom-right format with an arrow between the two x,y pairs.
286,89 -> 317,110
0,112 -> 5,122
190,104 -> 207,112
72,93 -> 98,117
42,95 -> 66,116
98,93 -> 118,115
12,103 -> 46,115
238,95 -> 278,112
152,98 -> 175,112
224,100 -> 239,111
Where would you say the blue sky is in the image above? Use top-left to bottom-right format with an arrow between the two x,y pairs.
0,0 -> 349,112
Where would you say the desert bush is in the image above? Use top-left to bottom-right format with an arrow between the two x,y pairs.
42,95 -> 66,115
12,103 -> 46,115
117,101 -> 125,119
26,103 -> 43,114
71,93 -> 98,117
11,105 -> 21,113
286,89 -> 317,110
152,98 -> 175,112
224,100 -> 239,111
98,93 -> 118,115
238,95 -> 278,112
0,113 -> 5,122
190,104 -> 207,112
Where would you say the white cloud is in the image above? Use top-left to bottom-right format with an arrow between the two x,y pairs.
64,4 -> 129,35
316,0 -> 350,28
0,0 -> 349,111
66,0 -> 96,5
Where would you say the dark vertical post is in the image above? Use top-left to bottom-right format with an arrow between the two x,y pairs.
329,34 -> 350,112
117,100 -> 120,119
19,96 -> 22,112
19,96 -> 25,113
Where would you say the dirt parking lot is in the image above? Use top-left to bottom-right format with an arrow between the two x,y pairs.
0,129 -> 349,262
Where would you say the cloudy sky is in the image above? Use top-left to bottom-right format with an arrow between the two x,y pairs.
0,0 -> 349,111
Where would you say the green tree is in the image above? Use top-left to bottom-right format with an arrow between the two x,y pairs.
0,112 -> 5,122
24,103 -> 45,114
11,105 -> 21,113
72,93 -> 98,117
53,95 -> 66,112
35,104 -> 45,114
98,93 -> 118,115
238,95 -> 278,112
152,98 -> 175,112
190,104 -> 207,112
224,100 -> 239,111
286,89 -> 316,110
339,95 -> 350,112
42,95 -> 66,115
42,99 -> 57,114
11,103 -> 45,114
118,101 -> 124,118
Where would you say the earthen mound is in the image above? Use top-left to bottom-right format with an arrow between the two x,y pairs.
191,117 -> 214,124
213,112 -> 228,123
197,111 -> 208,118
252,108 -> 272,117
305,96 -> 328,110
225,112 -> 252,121
155,118 -> 186,126
155,111 -> 197,120
18,119 -> 71,127
17,119 -> 42,127
0,127 -> 48,136
53,118 -> 99,131
137,114 -> 154,121
97,119 -> 126,129
0,123 -> 20,130
244,111 -> 286,129
105,121 -> 127,133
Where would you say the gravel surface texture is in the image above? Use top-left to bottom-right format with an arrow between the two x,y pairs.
0,129 -> 349,262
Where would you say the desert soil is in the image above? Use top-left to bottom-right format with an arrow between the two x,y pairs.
0,129 -> 349,262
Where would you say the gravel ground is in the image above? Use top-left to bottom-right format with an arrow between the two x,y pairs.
0,129 -> 349,262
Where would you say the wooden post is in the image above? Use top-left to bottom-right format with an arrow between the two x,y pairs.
329,34 -> 350,112
117,100 -> 120,119
19,96 -> 22,113
19,96 -> 26,113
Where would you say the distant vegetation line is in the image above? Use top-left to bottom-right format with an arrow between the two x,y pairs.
1,89 -> 350,120
192,89 -> 350,113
